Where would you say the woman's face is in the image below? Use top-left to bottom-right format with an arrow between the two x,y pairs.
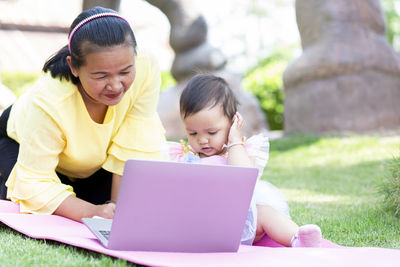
68,44 -> 136,106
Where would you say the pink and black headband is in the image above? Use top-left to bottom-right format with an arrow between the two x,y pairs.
68,12 -> 130,53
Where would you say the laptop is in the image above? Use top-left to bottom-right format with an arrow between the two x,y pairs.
82,158 -> 258,252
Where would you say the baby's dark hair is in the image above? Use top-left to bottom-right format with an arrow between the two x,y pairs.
43,6 -> 137,84
180,74 -> 239,119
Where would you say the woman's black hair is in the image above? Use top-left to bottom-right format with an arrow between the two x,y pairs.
180,74 -> 239,119
42,6 -> 137,84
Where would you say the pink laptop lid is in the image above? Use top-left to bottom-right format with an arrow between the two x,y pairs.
108,159 -> 258,252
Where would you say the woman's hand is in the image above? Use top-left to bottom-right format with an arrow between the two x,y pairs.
228,112 -> 244,145
96,202 -> 116,219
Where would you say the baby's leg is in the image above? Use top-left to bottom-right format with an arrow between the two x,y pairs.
291,224 -> 322,247
254,205 -> 322,247
254,205 -> 298,246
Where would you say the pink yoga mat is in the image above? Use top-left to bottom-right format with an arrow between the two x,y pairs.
1,200 -> 399,267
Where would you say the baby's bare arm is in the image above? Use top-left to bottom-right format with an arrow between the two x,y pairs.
227,113 -> 253,167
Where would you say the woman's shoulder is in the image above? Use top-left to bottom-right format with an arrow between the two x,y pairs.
129,48 -> 161,100
28,72 -> 76,104
135,48 -> 159,70
13,72 -> 79,120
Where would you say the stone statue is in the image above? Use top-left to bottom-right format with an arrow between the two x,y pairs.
146,0 -> 268,139
82,0 -> 121,11
283,0 -> 400,134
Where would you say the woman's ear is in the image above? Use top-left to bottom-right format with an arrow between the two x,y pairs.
66,56 -> 79,78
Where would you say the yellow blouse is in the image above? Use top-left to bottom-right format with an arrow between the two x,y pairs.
5,50 -> 166,214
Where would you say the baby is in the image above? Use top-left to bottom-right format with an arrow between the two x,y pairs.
168,74 -> 322,247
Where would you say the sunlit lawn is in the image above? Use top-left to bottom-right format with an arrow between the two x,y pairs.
265,134 -> 400,248
0,134 -> 399,266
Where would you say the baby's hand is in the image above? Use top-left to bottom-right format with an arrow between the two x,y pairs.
228,112 -> 244,145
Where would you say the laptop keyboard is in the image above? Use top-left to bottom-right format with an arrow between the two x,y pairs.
99,230 -> 110,240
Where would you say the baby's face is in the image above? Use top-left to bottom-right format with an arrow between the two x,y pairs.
183,104 -> 231,158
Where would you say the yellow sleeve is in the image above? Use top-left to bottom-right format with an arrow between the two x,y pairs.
102,53 -> 166,175
6,98 -> 75,214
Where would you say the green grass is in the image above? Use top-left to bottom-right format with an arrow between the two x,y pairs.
264,134 -> 400,248
379,155 -> 400,216
0,225 -> 136,266
0,134 -> 399,265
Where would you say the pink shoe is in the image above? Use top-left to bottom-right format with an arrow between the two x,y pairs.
291,224 -> 322,247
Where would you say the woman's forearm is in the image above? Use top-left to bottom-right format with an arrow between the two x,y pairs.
53,195 -> 115,222
53,195 -> 98,222
53,173 -> 122,222
111,173 -> 122,202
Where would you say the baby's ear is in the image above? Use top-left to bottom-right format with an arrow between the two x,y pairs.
230,116 -> 236,125
231,112 -> 238,123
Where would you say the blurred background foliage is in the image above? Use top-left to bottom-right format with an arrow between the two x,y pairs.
2,71 -> 177,97
160,71 -> 176,91
382,0 -> 400,49
241,0 -> 400,131
1,0 -> 399,131
1,72 -> 39,97
242,46 -> 296,130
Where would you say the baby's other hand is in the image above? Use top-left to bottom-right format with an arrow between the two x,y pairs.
228,112 -> 244,144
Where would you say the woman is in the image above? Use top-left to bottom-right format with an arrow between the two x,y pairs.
0,6 -> 165,222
